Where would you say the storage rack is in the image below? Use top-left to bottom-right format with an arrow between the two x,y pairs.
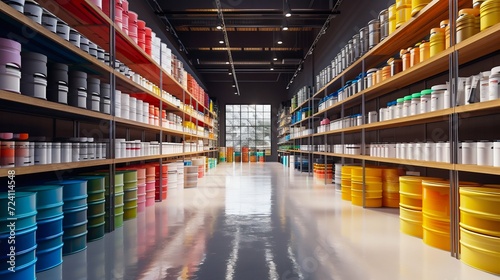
0,0 -> 218,231
285,0 -> 500,258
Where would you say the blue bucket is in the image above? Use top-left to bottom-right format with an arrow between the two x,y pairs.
37,231 -> 63,251
45,180 -> 87,201
62,231 -> 87,255
0,226 -> 37,259
36,243 -> 63,272
37,215 -> 63,240
0,257 -> 37,280
0,244 -> 36,270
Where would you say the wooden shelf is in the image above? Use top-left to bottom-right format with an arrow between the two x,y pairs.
455,23 -> 500,66
312,93 -> 362,117
454,99 -> 500,117
0,90 -> 113,121
290,115 -> 317,127
290,134 -> 314,141
361,156 -> 454,170
278,150 -> 292,153
361,108 -> 453,131
455,164 -> 500,176
0,159 -> 113,177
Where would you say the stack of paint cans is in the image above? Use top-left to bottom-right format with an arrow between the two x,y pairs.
0,38 -> 22,93
0,192 -> 38,279
21,185 -> 64,272
20,51 -> 47,99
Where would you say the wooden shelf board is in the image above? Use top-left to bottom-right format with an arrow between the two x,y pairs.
0,90 -> 113,121
362,156 -> 453,170
455,23 -> 500,66
362,108 -> 453,131
0,159 -> 113,177
454,99 -> 500,117
455,164 -> 500,176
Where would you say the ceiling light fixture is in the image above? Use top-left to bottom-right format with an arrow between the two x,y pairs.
282,25 -> 289,31
285,0 -> 343,91
229,72 -> 232,75
273,57 -> 278,61
216,0 -> 240,96
277,40 -> 283,45
219,40 -> 224,44
232,84 -> 236,87
284,0 -> 292,17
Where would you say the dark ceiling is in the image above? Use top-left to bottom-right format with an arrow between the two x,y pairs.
145,0 -> 340,86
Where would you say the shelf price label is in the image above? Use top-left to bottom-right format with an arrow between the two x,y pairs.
6,170 -> 16,272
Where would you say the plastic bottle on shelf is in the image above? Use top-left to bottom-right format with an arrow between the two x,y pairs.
477,141 -> 494,166
395,98 -> 404,118
431,84 -> 448,111
410,92 -> 421,116
419,40 -> 430,62
479,71 -> 492,102
456,9 -> 480,44
402,95 -> 412,117
461,141 -> 477,164
430,28 -> 446,57
420,89 -> 432,113
489,66 -> 500,100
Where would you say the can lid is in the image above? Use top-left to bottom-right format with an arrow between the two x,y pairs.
459,8 -> 480,17
431,84 -> 447,91
404,95 -> 412,101
421,89 -> 432,95
490,66 -> 500,74
430,28 -> 445,34
412,93 -> 421,98
397,98 -> 404,103
440,20 -> 449,28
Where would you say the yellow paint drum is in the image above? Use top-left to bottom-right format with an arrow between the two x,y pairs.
399,176 -> 441,210
400,206 -> 423,238
460,186 -> 500,237
351,176 -> 383,191
422,213 -> 450,251
460,227 -> 500,274
351,189 -> 382,207
422,180 -> 450,218
341,186 -> 351,201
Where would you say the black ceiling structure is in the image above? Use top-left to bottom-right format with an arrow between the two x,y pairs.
145,0 -> 340,87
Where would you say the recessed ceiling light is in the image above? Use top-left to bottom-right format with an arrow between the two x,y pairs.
277,40 -> 283,45
216,25 -> 222,30
234,92 -> 237,95
232,84 -> 235,87
270,67 -> 274,71
219,40 -> 224,44
229,72 -> 232,75
226,61 -> 229,64
273,57 -> 278,61
282,26 -> 289,31
285,12 -> 291,18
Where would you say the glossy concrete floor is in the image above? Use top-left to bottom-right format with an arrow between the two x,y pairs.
38,163 -> 499,280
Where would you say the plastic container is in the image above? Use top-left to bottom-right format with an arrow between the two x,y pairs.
368,19 -> 380,49
402,95 -> 412,117
128,11 -> 138,43
430,28 -> 445,57
68,71 -> 88,109
431,84 -> 448,111
410,93 -> 421,115
0,192 -> 37,234
419,41 -> 430,62
396,0 -> 412,28
69,29 -> 80,47
480,0 -> 500,31
460,186 -> 500,238
56,21 -> 70,41
420,89 -> 432,113
62,230 -> 87,255
42,11 -> 57,33
401,49 -> 410,71
411,0 -> 430,16
477,141 -> 494,166
423,214 -> 450,251
479,71 -> 491,102
47,63 -> 69,104
457,9 -> 480,44
489,66 -> 500,100
0,63 -> 21,93
410,44 -> 420,67
379,9 -> 389,41
23,0 -> 42,23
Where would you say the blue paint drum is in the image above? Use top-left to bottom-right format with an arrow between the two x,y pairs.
0,258 -> 37,280
36,215 -> 63,239
35,243 -> 63,272
62,231 -> 88,255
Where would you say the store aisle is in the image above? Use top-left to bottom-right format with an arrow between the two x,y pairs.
37,163 -> 498,280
